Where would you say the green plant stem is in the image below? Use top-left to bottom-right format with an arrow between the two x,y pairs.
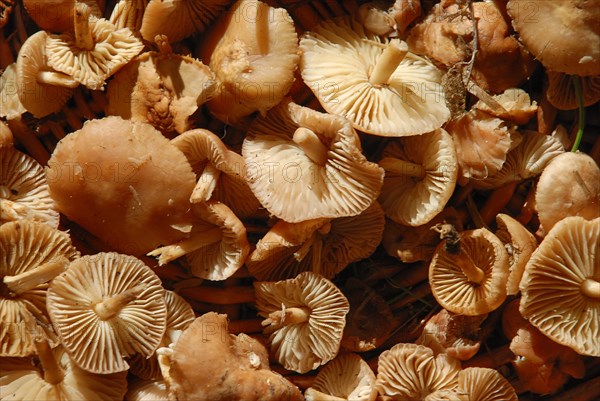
571,75 -> 585,152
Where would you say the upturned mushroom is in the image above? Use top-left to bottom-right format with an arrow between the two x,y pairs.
545,72 -> 600,110
472,88 -> 538,125
440,367 -> 519,401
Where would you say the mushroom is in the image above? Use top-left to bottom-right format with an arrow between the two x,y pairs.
46,2 -> 144,90
535,151 -> 600,235
109,0 -> 148,32
200,0 -> 299,125
507,0 -> 600,76
170,128 -> 260,217
22,0 -> 103,32
0,63 -> 27,120
46,252 -> 168,373
378,128 -> 458,226
357,0 -> 421,36
246,202 -> 385,281
444,367 -> 519,401
375,343 -> 461,401
242,99 -> 384,223
125,379 -> 169,401
254,271 -> 350,373
546,72 -> 600,110
519,216 -> 600,357
429,227 -> 510,316
304,353 -> 377,401
300,16 -> 450,136
472,88 -> 538,125
0,220 -> 79,357
0,121 -> 12,148
45,116 -> 197,256
160,312 -> 304,401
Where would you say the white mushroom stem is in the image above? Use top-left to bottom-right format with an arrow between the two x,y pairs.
581,278 -> 600,299
379,157 -> 425,179
74,2 -> 94,51
455,251 -> 486,285
34,339 -> 64,385
147,227 -> 222,265
262,305 -> 311,329
369,39 -> 408,86
255,0 -> 270,55
37,71 -> 79,88
304,388 -> 347,401
293,127 -> 329,166
3,256 -> 69,295
190,164 -> 221,203
94,284 -> 148,321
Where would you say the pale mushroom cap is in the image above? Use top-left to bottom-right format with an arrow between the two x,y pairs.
520,216 -> 600,356
300,16 -> 450,136
243,99 -> 384,222
109,0 -> 148,32
378,128 -> 458,226
473,88 -> 538,125
0,63 -> 27,120
47,252 -> 167,373
125,380 -> 169,401
535,152 -> 600,234
456,367 -> 518,401
507,0 -> 600,76
254,271 -> 350,373
1,147 -> 60,227
546,72 -> 600,110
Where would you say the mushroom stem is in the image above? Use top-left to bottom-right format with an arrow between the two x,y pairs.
3,257 -> 69,295
262,305 -> 311,329
94,284 -> 148,321
255,0 -> 270,55
369,39 -> 408,86
35,339 -> 64,385
293,127 -> 329,166
379,157 -> 425,179
304,388 -> 347,401
155,34 -> 173,54
74,3 -> 94,51
455,251 -> 486,284
581,278 -> 600,299
37,71 -> 79,88
190,164 -> 221,203
147,227 -> 222,265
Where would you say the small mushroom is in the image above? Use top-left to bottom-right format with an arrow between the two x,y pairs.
472,88 -> 538,125
47,252 -> 168,373
300,16 -> 450,136
109,0 -> 148,32
446,367 -> 518,401
22,0 -> 103,32
546,72 -> 600,110
254,271 -> 350,373
0,63 -> 27,120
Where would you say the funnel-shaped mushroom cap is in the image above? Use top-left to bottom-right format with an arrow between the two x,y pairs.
378,128 -> 457,226
305,353 -> 377,401
47,252 -> 167,373
0,221 -> 79,357
520,216 -> 600,357
375,343 -> 461,400
243,99 -> 384,222
247,202 -> 384,281
0,64 -> 27,120
452,367 -> 518,401
429,228 -> 510,316
46,4 -> 144,90
507,0 -> 600,76
22,0 -> 103,32
300,16 -> 450,136
255,271 -> 350,373
546,72 -> 600,110
535,152 -> 600,234
46,116 -> 196,256
1,147 -> 59,227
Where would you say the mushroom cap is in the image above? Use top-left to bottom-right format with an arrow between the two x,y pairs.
429,228 -> 510,316
0,121 -> 12,148
535,152 -> 600,234
507,0 -> 600,76
1,147 -> 60,227
0,63 -> 27,120
254,271 -> 350,373
305,353 -> 377,401
378,128 -> 458,226
109,0 -> 148,32
45,116 -> 197,255
243,99 -> 384,222
47,252 -> 167,373
247,202 -> 385,281
473,88 -> 538,125
22,0 -> 103,32
125,380 -> 169,401
16,31 -> 74,118
454,367 -> 518,401
375,343 -> 461,400
519,216 -> 600,356
300,16 -> 450,137
546,72 -> 600,110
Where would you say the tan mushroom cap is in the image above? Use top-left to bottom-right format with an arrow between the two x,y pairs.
451,367 -> 518,401
16,31 -> 76,118
0,122 -> 12,148
473,88 -> 538,125
0,63 -> 27,120
535,152 -> 600,235
46,3 -> 144,90
507,0 -> 600,76
546,72 -> 600,110
304,353 -> 377,401
255,271 -> 350,373
243,99 -> 384,222
378,128 -> 458,226
520,216 -> 600,357
125,380 -> 169,401
300,16 -> 450,137
170,128 -> 260,217
46,116 -> 197,256
109,0 -> 148,32
1,147 -> 59,227
0,220 -> 79,357
22,0 -> 102,32
47,252 -> 167,373
247,202 -> 384,281
429,228 -> 510,316
375,343 -> 461,401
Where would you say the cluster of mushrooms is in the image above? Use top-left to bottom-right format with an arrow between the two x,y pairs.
1,0 -> 599,400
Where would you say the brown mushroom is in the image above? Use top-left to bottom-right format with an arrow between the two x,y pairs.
125,379 -> 169,401
0,63 -> 27,120
22,0 -> 102,32
472,88 -> 538,125
109,0 -> 148,32
546,72 -> 600,110
447,367 -> 518,401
